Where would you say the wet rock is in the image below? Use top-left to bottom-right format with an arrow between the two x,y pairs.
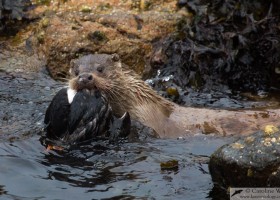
0,46 -> 55,141
145,72 -> 279,109
0,70 -> 58,141
27,0 -> 182,79
209,125 -> 280,190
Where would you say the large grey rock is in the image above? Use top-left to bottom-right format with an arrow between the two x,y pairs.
209,127 -> 280,190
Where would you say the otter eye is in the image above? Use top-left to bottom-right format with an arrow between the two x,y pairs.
96,66 -> 104,73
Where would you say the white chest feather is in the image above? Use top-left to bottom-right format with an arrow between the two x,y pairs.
67,88 -> 77,104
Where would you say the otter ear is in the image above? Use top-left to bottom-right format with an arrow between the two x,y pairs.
111,54 -> 120,62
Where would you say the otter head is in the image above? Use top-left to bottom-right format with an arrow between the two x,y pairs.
69,54 -> 121,91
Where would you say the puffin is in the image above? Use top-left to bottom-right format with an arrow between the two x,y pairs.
44,88 -> 130,145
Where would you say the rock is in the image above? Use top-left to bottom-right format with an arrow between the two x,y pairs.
209,125 -> 280,191
26,0 -> 183,79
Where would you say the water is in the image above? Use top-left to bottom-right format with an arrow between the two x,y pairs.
0,134 -> 234,200
0,49 -> 235,200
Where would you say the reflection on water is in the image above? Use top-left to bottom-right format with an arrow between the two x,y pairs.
0,134 -> 235,200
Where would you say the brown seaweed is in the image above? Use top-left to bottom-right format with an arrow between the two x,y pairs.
150,0 -> 280,97
0,0 -> 32,36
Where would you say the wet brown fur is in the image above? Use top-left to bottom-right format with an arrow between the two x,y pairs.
69,54 -> 280,138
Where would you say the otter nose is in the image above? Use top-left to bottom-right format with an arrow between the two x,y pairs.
78,73 -> 93,83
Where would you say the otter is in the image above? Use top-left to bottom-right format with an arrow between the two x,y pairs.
69,54 -> 280,138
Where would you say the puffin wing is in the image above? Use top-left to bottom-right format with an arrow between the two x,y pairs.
67,90 -> 111,142
44,88 -> 70,139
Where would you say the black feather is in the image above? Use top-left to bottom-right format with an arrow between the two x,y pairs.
44,88 -> 131,145
44,88 -> 70,139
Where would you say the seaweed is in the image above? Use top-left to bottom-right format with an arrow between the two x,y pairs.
0,0 -> 32,35
151,0 -> 280,95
